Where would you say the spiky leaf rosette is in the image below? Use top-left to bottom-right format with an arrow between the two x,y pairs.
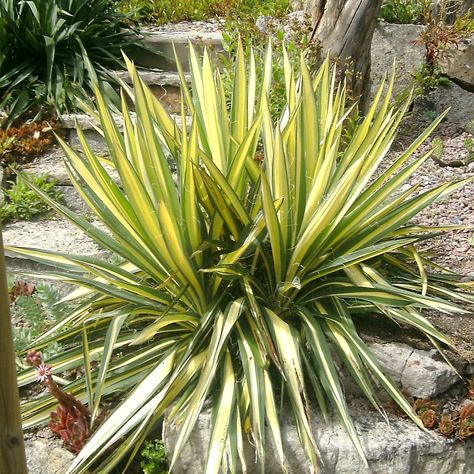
10,45 -> 474,473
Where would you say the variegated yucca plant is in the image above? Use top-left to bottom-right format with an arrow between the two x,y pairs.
10,44 -> 474,473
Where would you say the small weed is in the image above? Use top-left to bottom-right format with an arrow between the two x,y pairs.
432,136 -> 445,159
464,137 -> 474,162
407,3 -> 474,96
380,0 -> 432,24
9,277 -> 66,358
140,440 -> 168,474
0,173 -> 63,223
424,108 -> 439,123
119,0 -> 290,25
412,64 -> 452,95
465,120 -> 474,135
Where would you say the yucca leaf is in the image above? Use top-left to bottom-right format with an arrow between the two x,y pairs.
205,351 -> 236,474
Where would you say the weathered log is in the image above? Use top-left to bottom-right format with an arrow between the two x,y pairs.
0,227 -> 27,473
305,0 -> 383,111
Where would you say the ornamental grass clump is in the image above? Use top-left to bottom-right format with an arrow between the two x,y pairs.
0,0 -> 143,125
10,44 -> 474,473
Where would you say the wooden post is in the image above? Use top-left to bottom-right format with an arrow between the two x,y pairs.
305,0 -> 383,112
0,228 -> 27,473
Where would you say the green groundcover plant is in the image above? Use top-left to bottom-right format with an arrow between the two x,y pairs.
119,0 -> 290,25
10,45 -> 474,473
0,0 -> 142,125
0,173 -> 63,222
380,0 -> 432,24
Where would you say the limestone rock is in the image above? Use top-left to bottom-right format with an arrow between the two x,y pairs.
438,35 -> 474,92
413,82 -> 474,130
370,342 -> 459,398
3,217 -> 109,279
25,439 -> 74,474
164,342 -> 466,473
371,23 -> 425,99
3,217 -> 105,258
164,403 -> 474,473
55,186 -> 91,215
24,147 -> 120,186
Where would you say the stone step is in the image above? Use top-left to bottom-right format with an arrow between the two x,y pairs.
23,147 -> 120,186
110,68 -> 188,87
134,27 -> 224,72
3,216 -> 109,277
59,112 -> 191,154
108,68 -> 190,114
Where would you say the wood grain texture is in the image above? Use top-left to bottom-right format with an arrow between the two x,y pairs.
305,0 -> 383,111
0,229 -> 27,474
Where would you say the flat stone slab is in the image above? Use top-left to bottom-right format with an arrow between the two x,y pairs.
3,217 -> 108,276
164,403 -> 474,473
60,111 -> 189,131
109,68 -> 189,87
25,438 -> 74,474
135,28 -> 224,71
23,147 -> 120,186
142,28 -> 222,45
59,111 -> 189,157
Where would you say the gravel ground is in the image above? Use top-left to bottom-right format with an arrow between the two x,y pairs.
359,90 -> 474,365
143,19 -> 223,34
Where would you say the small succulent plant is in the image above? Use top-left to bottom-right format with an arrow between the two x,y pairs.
467,379 -> 474,399
439,412 -> 455,437
459,403 -> 474,440
26,350 -> 91,453
9,279 -> 36,304
413,398 -> 438,429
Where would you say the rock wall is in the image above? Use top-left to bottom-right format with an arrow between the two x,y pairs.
164,343 -> 474,473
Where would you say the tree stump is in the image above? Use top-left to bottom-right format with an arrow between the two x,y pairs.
305,0 -> 383,112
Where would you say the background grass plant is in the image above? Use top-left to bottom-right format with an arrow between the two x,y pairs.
119,0 -> 290,25
0,0 -> 144,125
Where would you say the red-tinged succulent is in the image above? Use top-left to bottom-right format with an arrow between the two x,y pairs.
439,412 -> 455,437
25,349 -> 42,366
9,279 -> 36,304
413,397 -> 437,414
459,403 -> 474,440
419,409 -> 437,429
49,405 -> 91,453
468,379 -> 474,399
389,388 -> 414,418
412,398 -> 438,429
26,349 -> 91,452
